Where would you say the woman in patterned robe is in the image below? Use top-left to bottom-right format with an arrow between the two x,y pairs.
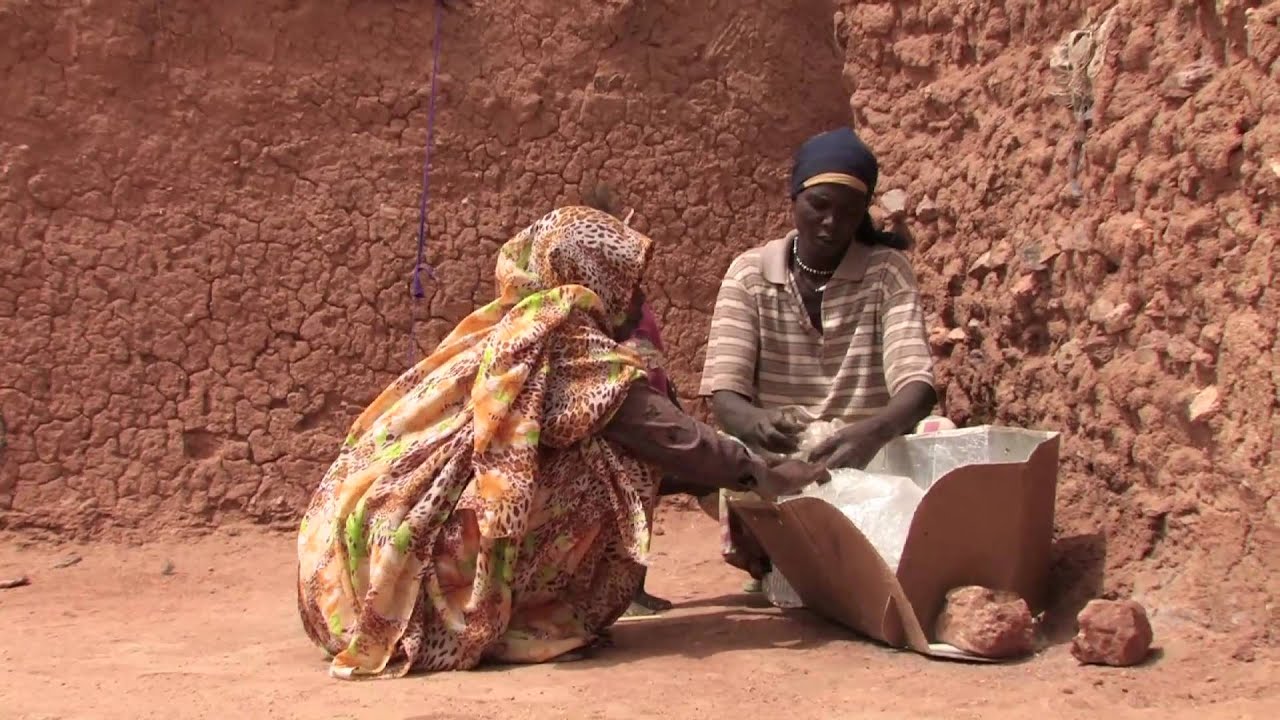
296,206 -> 828,679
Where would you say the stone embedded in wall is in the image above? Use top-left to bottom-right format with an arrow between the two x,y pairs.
880,188 -> 908,219
916,196 -> 938,221
849,3 -> 897,37
1187,386 -> 1220,423
1011,273 -> 1038,299
1018,238 -> 1060,272
1159,58 -> 1216,100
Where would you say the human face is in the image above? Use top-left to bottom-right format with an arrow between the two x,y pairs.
793,184 -> 867,269
611,287 -> 645,341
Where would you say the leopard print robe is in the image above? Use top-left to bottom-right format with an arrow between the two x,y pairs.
297,207 -> 659,679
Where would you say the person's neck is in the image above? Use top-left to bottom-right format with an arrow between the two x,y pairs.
792,234 -> 845,275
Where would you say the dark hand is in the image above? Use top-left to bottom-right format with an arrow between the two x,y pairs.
808,421 -> 890,470
757,459 -> 831,501
742,407 -> 810,454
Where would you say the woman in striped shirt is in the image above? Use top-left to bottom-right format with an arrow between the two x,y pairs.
699,127 -> 943,589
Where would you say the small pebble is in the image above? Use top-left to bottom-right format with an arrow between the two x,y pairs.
0,575 -> 31,590
161,560 -> 176,576
53,554 -> 82,569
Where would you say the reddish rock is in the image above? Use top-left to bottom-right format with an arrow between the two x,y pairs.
880,188 -> 909,219
934,586 -> 1036,659
1071,599 -> 1154,667
1011,273 -> 1039,299
916,196 -> 939,221
1188,386 -> 1220,423
1159,58 -> 1216,99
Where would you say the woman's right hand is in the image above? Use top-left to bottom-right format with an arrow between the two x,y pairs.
757,459 -> 831,500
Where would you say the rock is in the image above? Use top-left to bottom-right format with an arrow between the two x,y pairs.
1087,298 -> 1114,323
1087,299 -> 1133,333
0,575 -> 31,590
52,554 -> 82,569
1102,303 -> 1134,334
1159,58 -> 1216,100
1165,336 -> 1198,363
880,188 -> 909,219
969,242 -> 1013,277
1198,323 -> 1223,349
947,328 -> 968,343
1132,346 -> 1161,366
916,196 -> 939,221
934,586 -> 1036,659
1054,339 -> 1084,373
1019,238 -> 1061,271
1082,335 -> 1115,365
1188,386 -> 1220,422
1011,274 -> 1038,299
1071,599 -> 1153,667
969,251 -> 995,277
161,559 -> 176,576
1231,639 -> 1257,663
928,326 -> 950,351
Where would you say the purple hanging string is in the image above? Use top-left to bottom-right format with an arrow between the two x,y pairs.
408,0 -> 445,366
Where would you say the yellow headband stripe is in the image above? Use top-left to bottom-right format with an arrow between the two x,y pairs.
800,172 -> 868,194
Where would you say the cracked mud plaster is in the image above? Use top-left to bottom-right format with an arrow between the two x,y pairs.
0,0 -> 848,532
0,0 -> 1276,644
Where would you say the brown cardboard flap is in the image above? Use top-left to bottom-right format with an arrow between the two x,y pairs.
731,497 -> 930,653
895,435 -> 1061,632
728,428 -> 1060,664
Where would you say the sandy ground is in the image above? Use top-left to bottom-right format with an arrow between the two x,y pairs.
1,511 -> 1275,720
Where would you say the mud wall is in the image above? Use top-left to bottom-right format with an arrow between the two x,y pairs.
0,0 -> 1275,643
833,0 -> 1277,646
0,0 -> 849,533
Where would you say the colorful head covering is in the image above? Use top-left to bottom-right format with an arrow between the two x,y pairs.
789,127 -> 878,199
297,206 -> 656,678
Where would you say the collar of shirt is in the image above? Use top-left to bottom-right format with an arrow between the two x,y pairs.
759,230 -> 873,286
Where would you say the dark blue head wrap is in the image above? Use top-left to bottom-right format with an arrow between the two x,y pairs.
789,127 -> 878,199
789,127 -> 906,250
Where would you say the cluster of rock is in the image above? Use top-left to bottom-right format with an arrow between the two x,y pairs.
934,586 -> 1154,666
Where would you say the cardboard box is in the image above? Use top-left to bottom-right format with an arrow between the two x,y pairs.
731,426 -> 1060,662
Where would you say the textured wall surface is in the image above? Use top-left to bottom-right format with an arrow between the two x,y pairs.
833,0 -> 1276,646
0,0 -> 848,534
0,0 -> 1275,643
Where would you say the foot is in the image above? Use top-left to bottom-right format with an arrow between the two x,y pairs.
555,649 -> 591,662
742,577 -> 763,594
631,589 -> 674,613
555,631 -> 613,661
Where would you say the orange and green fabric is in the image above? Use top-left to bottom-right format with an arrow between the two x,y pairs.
297,207 -> 658,679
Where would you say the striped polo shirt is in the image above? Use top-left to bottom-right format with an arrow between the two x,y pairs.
698,231 -> 935,420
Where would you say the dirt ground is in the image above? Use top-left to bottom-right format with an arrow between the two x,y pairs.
1,510 -> 1275,720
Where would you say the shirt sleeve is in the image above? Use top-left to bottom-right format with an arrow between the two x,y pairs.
879,257 -> 936,396
698,264 -> 760,399
602,382 -> 770,493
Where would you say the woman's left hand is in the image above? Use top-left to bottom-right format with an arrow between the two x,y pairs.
758,459 -> 831,499
808,421 -> 890,470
